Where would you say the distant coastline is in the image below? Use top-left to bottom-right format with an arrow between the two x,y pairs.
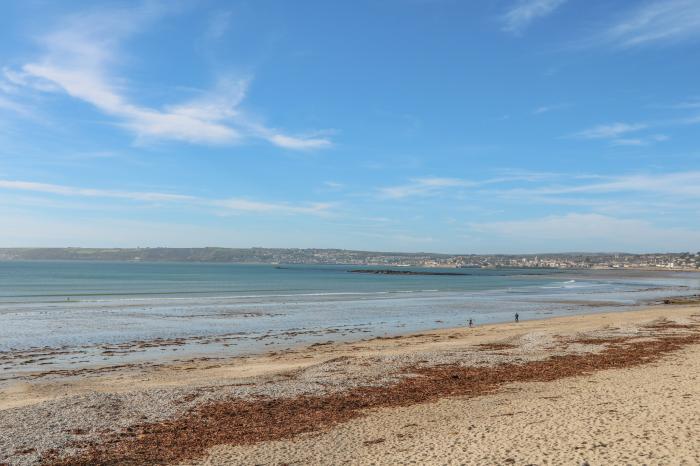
0,247 -> 698,270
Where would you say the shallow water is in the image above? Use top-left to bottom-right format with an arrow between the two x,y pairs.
1,261 -> 698,377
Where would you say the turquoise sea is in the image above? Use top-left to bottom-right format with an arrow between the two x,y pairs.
1,261 -> 699,378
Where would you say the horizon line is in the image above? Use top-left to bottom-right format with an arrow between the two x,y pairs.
0,246 -> 695,257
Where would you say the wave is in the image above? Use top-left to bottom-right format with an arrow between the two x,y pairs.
540,279 -> 605,290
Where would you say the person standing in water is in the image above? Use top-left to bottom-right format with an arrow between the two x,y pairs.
514,312 -> 519,323
468,318 -> 474,328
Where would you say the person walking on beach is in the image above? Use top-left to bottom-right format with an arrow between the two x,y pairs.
468,318 -> 474,328
514,312 -> 519,323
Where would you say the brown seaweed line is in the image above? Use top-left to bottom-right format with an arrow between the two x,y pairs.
43,329 -> 700,466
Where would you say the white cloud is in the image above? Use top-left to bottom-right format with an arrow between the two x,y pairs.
601,0 -> 700,48
23,61 -> 244,144
266,133 -> 332,150
380,171 -> 700,211
0,179 -> 333,216
211,198 -> 333,216
533,103 -> 566,115
393,234 -> 434,243
470,213 -> 700,252
558,172 -> 700,197
353,230 -> 434,244
0,212 -> 244,248
573,110 -> 700,145
8,5 -> 331,149
574,122 -> 647,140
378,177 -> 474,199
323,181 -> 344,190
609,138 -> 644,146
492,171 -> 700,200
206,10 -> 233,40
572,121 -> 671,146
377,173 -> 559,200
0,180 -> 194,202
610,134 -> 668,146
0,96 -> 32,117
668,98 -> 700,109
502,0 -> 567,33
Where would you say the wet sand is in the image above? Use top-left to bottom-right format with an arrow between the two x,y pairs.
1,305 -> 699,465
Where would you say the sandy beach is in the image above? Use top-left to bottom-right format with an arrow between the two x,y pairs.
2,304 -> 699,465
199,342 -> 700,465
5,1 -> 700,464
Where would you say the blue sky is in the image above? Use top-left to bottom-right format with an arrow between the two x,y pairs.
1,0 -> 699,253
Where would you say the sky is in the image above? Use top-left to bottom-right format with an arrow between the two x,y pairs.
1,0 -> 699,253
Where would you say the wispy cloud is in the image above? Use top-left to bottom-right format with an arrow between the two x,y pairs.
322,181 -> 345,190
610,134 -> 669,146
533,103 -> 567,115
377,173 -> 556,200
572,120 -> 677,146
0,180 -> 334,216
547,172 -> 700,197
501,0 -> 567,33
205,10 -> 233,40
669,99 -> 700,109
0,95 -> 33,117
600,0 -> 700,48
0,180 -> 193,202
4,5 -> 331,149
245,126 -> 333,150
353,230 -> 434,244
378,177 -> 474,199
470,213 -> 700,252
574,122 -> 647,140
210,198 -> 332,216
490,171 -> 700,200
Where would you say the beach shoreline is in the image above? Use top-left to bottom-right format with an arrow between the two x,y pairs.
3,263 -> 698,378
0,302 -> 695,409
2,303 -> 699,407
2,303 -> 700,465
2,291 -> 698,402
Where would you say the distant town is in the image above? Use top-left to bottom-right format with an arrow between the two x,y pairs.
0,247 -> 698,270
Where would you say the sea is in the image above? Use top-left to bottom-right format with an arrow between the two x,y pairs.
1,261 -> 699,378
